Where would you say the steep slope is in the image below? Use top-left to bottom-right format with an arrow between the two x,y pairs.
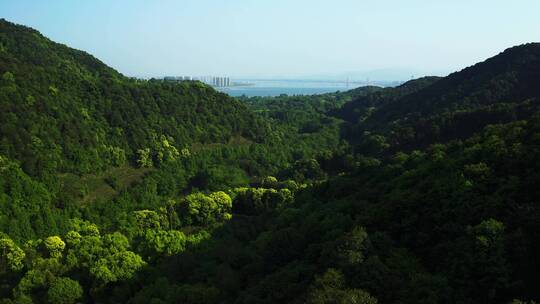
379,43 -> 540,121
0,19 -> 267,177
0,19 -> 275,242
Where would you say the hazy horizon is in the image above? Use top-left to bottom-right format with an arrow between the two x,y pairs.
1,0 -> 539,80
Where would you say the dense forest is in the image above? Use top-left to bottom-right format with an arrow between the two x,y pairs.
1,18 -> 539,303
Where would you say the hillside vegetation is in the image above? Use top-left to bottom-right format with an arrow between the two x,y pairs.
0,18 -> 267,177
1,19 -> 539,304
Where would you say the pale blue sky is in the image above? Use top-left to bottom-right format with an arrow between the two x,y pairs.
1,0 -> 539,79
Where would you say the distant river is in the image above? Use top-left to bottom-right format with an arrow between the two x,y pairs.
217,79 -> 365,97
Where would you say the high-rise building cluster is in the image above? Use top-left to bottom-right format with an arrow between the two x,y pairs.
211,77 -> 230,87
163,75 -> 231,87
164,76 -> 193,81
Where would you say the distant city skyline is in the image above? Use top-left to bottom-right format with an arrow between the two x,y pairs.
1,1 -> 539,80
165,76 -> 232,87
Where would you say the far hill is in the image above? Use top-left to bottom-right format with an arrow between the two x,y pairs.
334,43 -> 540,150
331,76 -> 441,123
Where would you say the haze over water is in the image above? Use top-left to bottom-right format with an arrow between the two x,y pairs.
218,79 -> 400,97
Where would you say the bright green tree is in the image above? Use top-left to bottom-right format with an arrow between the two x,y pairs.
140,229 -> 186,256
181,193 -> 218,225
44,236 -> 66,258
0,237 -> 25,272
137,148 -> 153,168
209,191 -> 233,218
90,251 -> 145,284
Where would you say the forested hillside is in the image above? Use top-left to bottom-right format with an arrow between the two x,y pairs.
0,18 -> 268,177
334,44 -> 540,151
0,19 -> 539,304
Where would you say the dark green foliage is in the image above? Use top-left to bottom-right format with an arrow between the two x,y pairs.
47,277 -> 83,304
333,44 -> 540,153
307,268 -> 377,304
0,156 -> 66,242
